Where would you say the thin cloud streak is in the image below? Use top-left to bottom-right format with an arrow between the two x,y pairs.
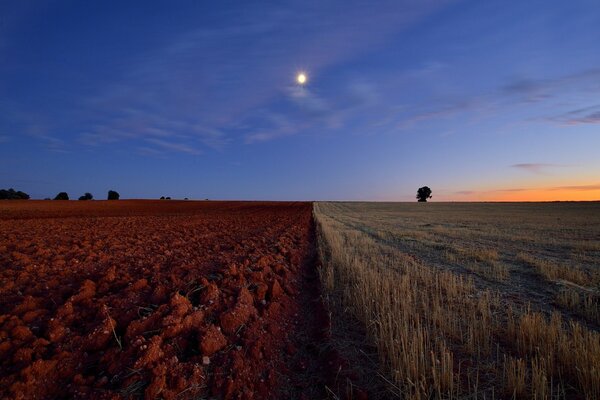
551,105 -> 600,125
510,163 -> 565,174
551,183 -> 600,191
145,138 -> 202,155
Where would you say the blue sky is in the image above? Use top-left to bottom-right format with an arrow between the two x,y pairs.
1,0 -> 599,200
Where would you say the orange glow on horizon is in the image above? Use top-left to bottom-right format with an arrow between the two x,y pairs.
468,190 -> 600,202
437,182 -> 600,202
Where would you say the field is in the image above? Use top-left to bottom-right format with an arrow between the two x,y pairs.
314,202 -> 600,399
2,200 -> 600,399
0,201 -> 353,400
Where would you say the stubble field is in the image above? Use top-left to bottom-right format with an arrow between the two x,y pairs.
315,202 -> 600,399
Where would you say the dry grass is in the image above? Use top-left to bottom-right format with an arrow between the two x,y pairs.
517,252 -> 591,286
445,247 -> 509,281
314,202 -> 600,399
503,355 -> 527,398
555,288 -> 600,324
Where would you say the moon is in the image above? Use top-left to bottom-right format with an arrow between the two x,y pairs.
296,73 -> 307,85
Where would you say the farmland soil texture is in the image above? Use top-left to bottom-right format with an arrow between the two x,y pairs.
0,201 -> 346,400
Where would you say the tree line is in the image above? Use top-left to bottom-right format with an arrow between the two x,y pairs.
1,189 -> 120,200
53,190 -> 120,200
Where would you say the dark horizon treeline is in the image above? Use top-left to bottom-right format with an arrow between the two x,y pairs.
0,188 -> 30,200
0,188 -> 120,201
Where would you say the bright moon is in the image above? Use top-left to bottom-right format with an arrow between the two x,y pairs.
297,73 -> 307,84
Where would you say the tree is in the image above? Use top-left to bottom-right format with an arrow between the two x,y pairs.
0,188 -> 30,200
160,196 -> 165,200
78,193 -> 93,201
107,190 -> 120,200
54,192 -> 69,200
416,186 -> 432,202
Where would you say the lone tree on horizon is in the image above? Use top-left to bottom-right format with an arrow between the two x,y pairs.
416,186 -> 432,202
107,190 -> 120,200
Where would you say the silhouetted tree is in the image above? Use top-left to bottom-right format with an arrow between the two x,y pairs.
160,196 -> 165,200
0,188 -> 30,200
107,190 -> 120,200
54,192 -> 69,200
166,196 -> 171,200
416,186 -> 432,202
78,193 -> 93,201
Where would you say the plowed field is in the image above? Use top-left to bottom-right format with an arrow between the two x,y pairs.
0,201 -> 339,399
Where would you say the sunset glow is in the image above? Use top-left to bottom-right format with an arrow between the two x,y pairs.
450,187 -> 600,202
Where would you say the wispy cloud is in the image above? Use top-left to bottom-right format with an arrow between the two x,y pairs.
25,124 -> 69,153
510,163 -> 564,174
145,138 -> 202,155
392,67 -> 600,132
501,79 -> 551,103
39,135 -> 68,153
550,183 -> 600,191
136,146 -> 167,158
244,78 -> 384,143
453,187 -> 527,195
454,190 -> 475,195
502,68 -> 600,102
77,110 -> 229,154
287,86 -> 331,117
550,104 -> 600,125
244,111 -> 300,144
396,99 -> 480,129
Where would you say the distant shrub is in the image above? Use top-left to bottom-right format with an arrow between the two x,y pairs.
78,192 -> 93,201
54,192 -> 69,200
107,190 -> 120,200
0,188 -> 30,200
184,197 -> 189,200
160,196 -> 165,200
166,196 -> 171,200
416,186 -> 432,202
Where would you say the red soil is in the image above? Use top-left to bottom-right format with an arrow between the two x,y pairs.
0,201 -> 347,399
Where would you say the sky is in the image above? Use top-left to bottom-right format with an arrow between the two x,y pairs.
1,0 -> 599,201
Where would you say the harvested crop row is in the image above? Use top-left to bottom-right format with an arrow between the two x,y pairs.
314,202 -> 600,399
0,201 -> 333,400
